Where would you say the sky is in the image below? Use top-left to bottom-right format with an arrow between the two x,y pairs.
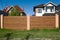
0,0 -> 60,16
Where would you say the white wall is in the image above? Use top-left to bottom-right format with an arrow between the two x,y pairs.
35,3 -> 56,16
44,3 -> 55,13
47,4 -> 53,6
35,8 -> 44,16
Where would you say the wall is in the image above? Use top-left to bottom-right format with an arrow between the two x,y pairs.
35,8 -> 44,16
3,16 -> 27,30
30,16 -> 55,29
0,16 -> 56,30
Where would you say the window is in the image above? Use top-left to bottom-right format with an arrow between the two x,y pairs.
46,6 -> 54,12
38,8 -> 42,13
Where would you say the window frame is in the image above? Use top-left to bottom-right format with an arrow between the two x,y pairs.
46,6 -> 54,12
38,8 -> 42,13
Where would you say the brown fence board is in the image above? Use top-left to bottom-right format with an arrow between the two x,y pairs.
30,16 -> 55,29
3,16 -> 27,30
0,16 -> 56,30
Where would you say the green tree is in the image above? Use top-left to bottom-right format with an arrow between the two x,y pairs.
9,8 -> 21,16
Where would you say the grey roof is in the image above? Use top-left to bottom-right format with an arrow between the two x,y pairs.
55,11 -> 60,15
56,4 -> 60,11
34,4 -> 44,8
33,4 -> 44,11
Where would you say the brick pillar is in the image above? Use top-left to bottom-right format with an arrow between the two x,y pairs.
27,14 -> 30,30
1,14 -> 3,29
55,14 -> 59,28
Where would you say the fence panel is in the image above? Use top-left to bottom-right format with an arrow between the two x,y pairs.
3,16 -> 27,30
30,16 -> 55,29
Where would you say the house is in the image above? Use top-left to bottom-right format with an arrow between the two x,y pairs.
3,5 -> 26,16
0,10 -> 8,16
33,2 -> 60,16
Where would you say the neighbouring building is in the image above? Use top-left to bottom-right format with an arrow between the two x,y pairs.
0,10 -> 8,16
33,2 -> 60,16
3,5 -> 26,16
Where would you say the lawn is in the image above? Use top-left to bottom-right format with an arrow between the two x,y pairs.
0,28 -> 60,40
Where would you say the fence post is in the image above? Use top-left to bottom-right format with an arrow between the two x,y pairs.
55,14 -> 59,28
1,14 -> 3,29
27,14 -> 30,30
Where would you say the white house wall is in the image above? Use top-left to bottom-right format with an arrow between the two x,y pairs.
46,4 -> 53,6
35,8 -> 44,16
35,3 -> 56,16
36,13 -> 44,16
44,3 -> 55,13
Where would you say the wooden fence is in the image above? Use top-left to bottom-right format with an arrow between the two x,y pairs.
0,14 -> 59,30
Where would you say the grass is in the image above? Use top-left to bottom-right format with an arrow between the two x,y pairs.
0,28 -> 60,38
